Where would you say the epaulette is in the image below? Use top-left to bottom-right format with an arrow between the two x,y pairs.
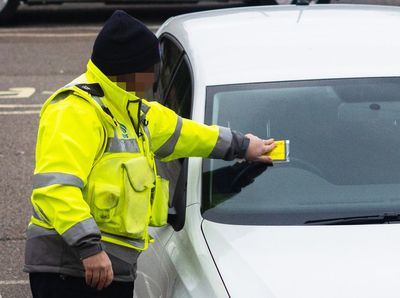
75,83 -> 114,120
75,83 -> 105,97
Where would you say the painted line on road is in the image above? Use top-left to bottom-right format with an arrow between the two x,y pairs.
0,104 -> 42,108
0,104 -> 42,114
0,87 -> 35,99
0,32 -> 98,37
0,110 -> 40,115
0,280 -> 29,285
0,26 -> 102,32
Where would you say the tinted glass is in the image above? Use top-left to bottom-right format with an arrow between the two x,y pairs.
202,78 -> 400,225
164,58 -> 192,118
160,58 -> 192,203
155,37 -> 183,103
156,44 -> 192,224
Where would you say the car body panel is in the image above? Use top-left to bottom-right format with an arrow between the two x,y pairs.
203,220 -> 400,298
136,204 -> 228,298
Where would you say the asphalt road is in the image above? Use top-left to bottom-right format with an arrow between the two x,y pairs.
0,0 -> 399,297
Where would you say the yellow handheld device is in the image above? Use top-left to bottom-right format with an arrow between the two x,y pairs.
266,140 -> 290,162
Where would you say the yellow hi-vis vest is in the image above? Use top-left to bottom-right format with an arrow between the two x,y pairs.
29,60 -> 229,252
32,83 -> 171,251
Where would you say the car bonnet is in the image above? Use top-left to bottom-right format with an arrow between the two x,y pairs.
202,220 -> 400,298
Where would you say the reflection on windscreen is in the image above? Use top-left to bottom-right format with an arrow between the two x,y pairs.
202,78 -> 400,225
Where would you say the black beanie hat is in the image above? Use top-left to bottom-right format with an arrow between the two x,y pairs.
91,10 -> 160,76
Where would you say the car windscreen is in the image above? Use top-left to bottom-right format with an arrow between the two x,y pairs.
202,78 -> 400,225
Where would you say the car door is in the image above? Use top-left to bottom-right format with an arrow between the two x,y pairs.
134,34 -> 194,298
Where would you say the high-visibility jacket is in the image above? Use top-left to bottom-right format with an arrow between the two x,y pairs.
24,60 -> 249,281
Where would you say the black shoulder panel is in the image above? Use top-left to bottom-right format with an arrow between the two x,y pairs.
75,83 -> 105,97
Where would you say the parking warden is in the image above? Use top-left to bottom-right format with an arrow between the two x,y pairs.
23,10 -> 276,298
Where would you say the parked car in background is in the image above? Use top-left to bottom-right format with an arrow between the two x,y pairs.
134,3 -> 400,298
0,0 -> 330,25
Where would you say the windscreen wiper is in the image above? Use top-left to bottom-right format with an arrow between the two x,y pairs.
304,213 -> 400,225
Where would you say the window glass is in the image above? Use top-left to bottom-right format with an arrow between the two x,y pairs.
159,58 -> 192,202
202,78 -> 400,225
164,58 -> 192,118
155,36 -> 183,103
155,37 -> 192,226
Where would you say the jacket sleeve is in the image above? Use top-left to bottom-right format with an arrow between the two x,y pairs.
31,94 -> 105,259
145,101 -> 249,161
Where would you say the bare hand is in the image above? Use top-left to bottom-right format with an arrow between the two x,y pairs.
82,251 -> 113,290
245,134 -> 276,163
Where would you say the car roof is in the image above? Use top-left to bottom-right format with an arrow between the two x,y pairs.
158,4 -> 400,86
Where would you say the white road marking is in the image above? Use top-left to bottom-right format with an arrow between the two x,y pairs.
0,103 -> 42,114
0,104 -> 42,108
0,88 -> 35,99
0,33 -> 98,37
0,110 -> 40,115
0,280 -> 29,285
0,26 -> 102,32
42,91 -> 54,95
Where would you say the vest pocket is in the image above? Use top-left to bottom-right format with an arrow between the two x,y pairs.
120,157 -> 155,238
149,175 -> 169,227
92,183 -> 120,223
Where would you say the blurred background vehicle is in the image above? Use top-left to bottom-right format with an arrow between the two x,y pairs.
0,0 -> 331,25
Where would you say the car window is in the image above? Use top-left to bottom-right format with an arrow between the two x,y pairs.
155,36 -> 193,230
163,57 -> 192,118
159,55 -> 193,200
155,36 -> 184,103
202,77 -> 400,225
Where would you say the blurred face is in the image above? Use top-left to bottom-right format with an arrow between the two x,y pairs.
109,64 -> 157,98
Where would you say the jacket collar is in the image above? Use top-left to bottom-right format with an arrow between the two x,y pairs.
86,59 -> 140,122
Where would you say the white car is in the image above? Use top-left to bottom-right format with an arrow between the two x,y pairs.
0,0 -> 330,25
0,0 -> 333,25
135,3 -> 400,298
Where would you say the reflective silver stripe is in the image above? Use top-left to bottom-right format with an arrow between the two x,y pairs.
32,172 -> 84,189
140,105 -> 152,148
26,223 -> 58,240
92,95 -> 105,109
141,104 -> 150,115
208,126 -> 233,159
107,136 -> 139,153
62,218 -> 100,246
155,116 -> 183,158
142,125 -> 151,146
102,232 -> 145,249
